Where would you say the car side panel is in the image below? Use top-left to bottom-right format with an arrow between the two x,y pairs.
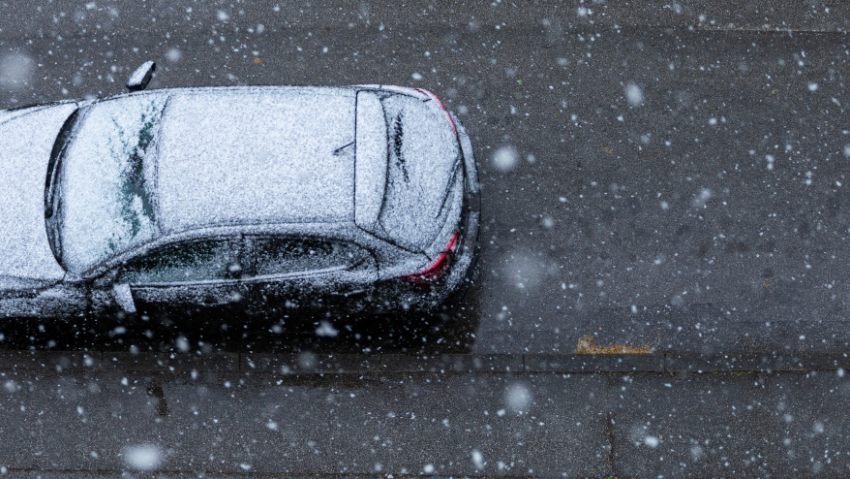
131,280 -> 246,320
238,235 -> 380,321
240,272 -> 376,322
0,281 -> 87,321
89,279 -> 248,323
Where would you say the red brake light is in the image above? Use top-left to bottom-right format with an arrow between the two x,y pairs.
401,231 -> 458,284
415,88 -> 457,135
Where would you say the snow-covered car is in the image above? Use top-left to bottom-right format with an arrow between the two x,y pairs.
0,80 -> 479,328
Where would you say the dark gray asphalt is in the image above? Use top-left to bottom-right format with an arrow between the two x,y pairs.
4,1 -> 850,356
1,352 -> 850,477
3,1 -> 850,477
0,371 -> 607,476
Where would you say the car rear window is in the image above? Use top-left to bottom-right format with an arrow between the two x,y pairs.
376,94 -> 460,251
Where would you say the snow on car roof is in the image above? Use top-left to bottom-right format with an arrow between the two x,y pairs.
156,87 -> 357,234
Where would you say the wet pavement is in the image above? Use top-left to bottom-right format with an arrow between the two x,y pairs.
3,1 -> 850,356
3,1 -> 850,477
1,350 -> 850,477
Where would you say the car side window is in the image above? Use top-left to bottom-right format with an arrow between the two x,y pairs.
116,239 -> 236,284
242,236 -> 365,279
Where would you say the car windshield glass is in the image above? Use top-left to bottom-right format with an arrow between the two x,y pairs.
57,95 -> 166,273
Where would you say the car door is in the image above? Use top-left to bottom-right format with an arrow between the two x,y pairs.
90,238 -> 244,322
239,235 -> 377,321
0,276 -> 87,323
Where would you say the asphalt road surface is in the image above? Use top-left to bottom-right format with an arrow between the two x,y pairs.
4,1 -> 850,356
3,3 -> 850,476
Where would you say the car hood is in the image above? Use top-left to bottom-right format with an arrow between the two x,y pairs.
0,103 -> 77,282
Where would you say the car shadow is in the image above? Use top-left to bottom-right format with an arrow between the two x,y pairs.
0,287 -> 482,356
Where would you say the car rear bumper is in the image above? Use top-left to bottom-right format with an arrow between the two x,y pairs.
363,112 -> 478,317
444,112 -> 480,293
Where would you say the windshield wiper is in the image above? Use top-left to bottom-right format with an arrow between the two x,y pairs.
44,108 -> 80,267
392,113 -> 409,182
45,109 -> 78,219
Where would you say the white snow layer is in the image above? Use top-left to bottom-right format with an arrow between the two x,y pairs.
0,105 -> 77,281
60,95 -> 163,272
157,89 -> 356,233
376,93 -> 460,250
126,61 -> 155,88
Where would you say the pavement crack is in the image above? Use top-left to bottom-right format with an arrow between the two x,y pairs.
605,374 -> 616,476
606,410 -> 616,475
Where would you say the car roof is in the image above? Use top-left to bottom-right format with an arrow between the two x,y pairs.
148,87 -> 360,233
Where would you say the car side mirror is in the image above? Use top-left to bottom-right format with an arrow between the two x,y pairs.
112,283 -> 137,314
126,61 -> 156,92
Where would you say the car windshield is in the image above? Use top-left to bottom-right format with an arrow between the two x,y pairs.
50,95 -> 166,273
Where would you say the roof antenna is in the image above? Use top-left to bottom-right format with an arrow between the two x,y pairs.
126,61 -> 156,92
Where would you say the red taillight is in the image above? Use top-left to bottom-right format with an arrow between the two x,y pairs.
415,88 -> 457,135
401,231 -> 458,284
